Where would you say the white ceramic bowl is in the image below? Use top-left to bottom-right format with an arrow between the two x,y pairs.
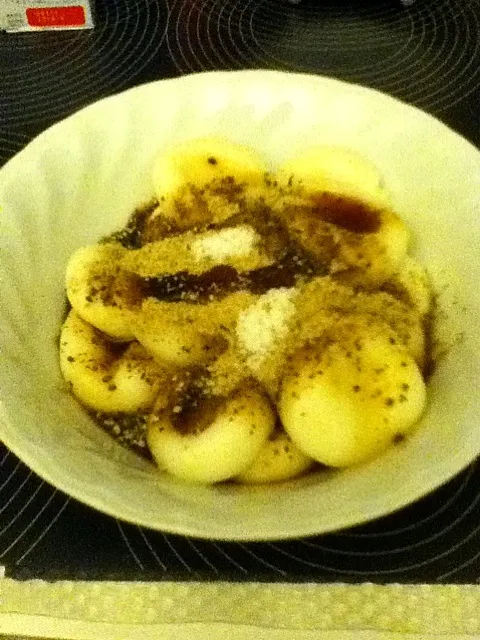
1,70 -> 479,540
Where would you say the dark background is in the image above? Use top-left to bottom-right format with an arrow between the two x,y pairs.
1,0 -> 480,582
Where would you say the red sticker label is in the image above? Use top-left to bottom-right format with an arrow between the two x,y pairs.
26,6 -> 86,27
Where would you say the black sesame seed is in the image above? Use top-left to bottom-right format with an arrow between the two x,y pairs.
207,157 -> 218,165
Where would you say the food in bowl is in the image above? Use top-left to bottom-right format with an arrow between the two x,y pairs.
59,137 -> 433,484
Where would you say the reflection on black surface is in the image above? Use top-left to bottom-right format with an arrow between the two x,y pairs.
1,0 -> 480,144
3,442 -> 480,583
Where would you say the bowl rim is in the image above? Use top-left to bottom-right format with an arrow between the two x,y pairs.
1,68 -> 479,541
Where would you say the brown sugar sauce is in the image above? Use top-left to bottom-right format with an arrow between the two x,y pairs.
90,189 -> 433,460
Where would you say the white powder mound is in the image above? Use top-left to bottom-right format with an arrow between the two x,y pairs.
192,225 -> 259,262
237,287 -> 299,372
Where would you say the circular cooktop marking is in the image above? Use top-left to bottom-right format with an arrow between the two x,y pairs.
166,0 -> 480,113
0,445 -> 70,568
0,0 -> 168,126
112,460 -> 480,581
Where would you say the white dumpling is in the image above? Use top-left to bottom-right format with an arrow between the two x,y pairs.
151,137 -> 267,228
236,430 -> 314,484
60,311 -> 165,413
279,317 -> 427,467
66,243 -> 136,341
275,146 -> 409,287
278,145 -> 390,209
147,383 -> 275,484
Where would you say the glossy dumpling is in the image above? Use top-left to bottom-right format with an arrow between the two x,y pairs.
279,316 -> 427,467
147,383 -> 275,483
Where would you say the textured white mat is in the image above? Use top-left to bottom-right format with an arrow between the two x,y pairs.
1,581 -> 480,639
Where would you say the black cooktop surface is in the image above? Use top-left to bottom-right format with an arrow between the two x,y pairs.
1,0 -> 480,583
